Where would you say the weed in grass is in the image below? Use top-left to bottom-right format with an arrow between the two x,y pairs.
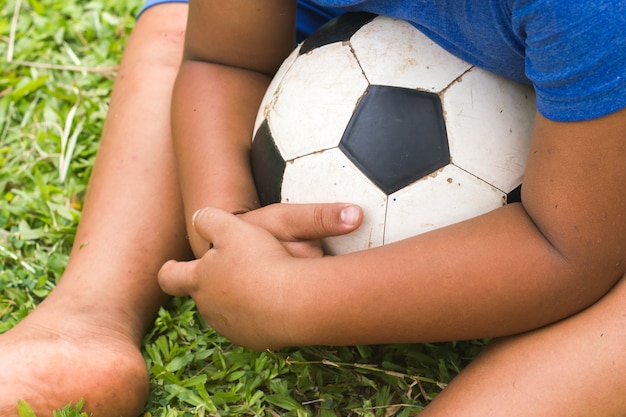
17,399 -> 89,417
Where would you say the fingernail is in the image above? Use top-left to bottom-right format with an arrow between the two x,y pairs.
192,208 -> 203,227
340,205 -> 360,226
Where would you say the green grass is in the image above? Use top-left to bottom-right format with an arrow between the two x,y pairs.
1,0 -> 485,415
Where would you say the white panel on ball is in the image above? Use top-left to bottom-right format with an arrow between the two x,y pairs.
267,43 -> 368,161
281,148 -> 387,254
385,164 -> 506,244
351,17 -> 472,92
444,68 -> 536,193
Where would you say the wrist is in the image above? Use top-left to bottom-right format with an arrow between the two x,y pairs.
277,257 -> 339,347
272,257 -> 317,348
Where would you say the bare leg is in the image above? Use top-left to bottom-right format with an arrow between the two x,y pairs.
0,4 -> 190,416
421,274 -> 626,417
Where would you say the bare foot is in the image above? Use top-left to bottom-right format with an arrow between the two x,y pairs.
0,295 -> 149,417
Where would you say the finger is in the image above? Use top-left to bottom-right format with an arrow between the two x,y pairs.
192,206 -> 248,246
158,259 -> 200,297
244,203 -> 363,242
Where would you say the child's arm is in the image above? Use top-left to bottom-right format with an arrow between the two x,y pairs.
161,106 -> 626,350
164,1 -> 626,350
171,0 -> 298,255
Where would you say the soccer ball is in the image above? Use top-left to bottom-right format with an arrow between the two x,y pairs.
251,13 -> 536,255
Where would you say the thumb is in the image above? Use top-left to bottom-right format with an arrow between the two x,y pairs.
244,203 -> 363,242
292,203 -> 363,240
158,259 -> 200,297
191,206 -> 249,246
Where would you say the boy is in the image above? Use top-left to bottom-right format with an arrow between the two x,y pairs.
159,1 -> 626,416
1,1 -> 623,416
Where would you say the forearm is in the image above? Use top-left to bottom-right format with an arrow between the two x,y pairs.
170,1 -> 298,256
275,110 -> 626,347
157,104 -> 626,351
286,202 -> 622,346
172,60 -> 269,255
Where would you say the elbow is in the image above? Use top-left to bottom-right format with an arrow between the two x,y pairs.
519,198 -> 625,309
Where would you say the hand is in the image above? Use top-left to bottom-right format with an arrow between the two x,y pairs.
157,203 -> 362,350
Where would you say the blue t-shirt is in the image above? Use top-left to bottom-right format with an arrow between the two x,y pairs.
140,0 -> 626,122
312,0 -> 626,122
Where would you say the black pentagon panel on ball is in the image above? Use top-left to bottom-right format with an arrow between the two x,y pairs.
251,119 -> 286,206
299,12 -> 378,55
339,85 -> 450,195
506,184 -> 522,204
